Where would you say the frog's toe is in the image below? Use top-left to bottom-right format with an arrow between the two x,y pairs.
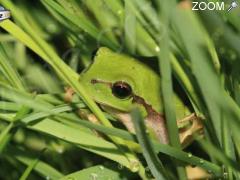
178,113 -> 204,147
64,87 -> 75,103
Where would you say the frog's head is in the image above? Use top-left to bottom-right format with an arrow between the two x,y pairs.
79,47 -> 163,113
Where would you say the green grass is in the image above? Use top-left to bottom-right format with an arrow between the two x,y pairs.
0,0 -> 240,179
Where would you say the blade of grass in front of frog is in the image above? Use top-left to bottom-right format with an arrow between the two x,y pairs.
131,108 -> 169,180
58,113 -> 222,176
44,118 -> 220,176
157,1 -> 187,179
25,113 -> 146,178
157,0 -> 180,147
124,1 -> 186,178
5,103 -> 221,176
28,118 -> 131,168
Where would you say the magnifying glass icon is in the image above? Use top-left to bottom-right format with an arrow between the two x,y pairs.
228,1 -> 238,12
0,6 -> 11,21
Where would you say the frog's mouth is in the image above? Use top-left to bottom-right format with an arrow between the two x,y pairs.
93,93 -> 156,116
94,100 -> 129,114
101,103 -> 124,115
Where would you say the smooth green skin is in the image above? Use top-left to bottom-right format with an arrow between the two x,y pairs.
79,47 -> 190,120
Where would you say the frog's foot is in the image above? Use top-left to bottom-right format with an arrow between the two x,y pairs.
177,113 -> 204,146
78,109 -> 102,137
64,87 -> 75,103
78,110 -> 100,124
115,113 -> 135,133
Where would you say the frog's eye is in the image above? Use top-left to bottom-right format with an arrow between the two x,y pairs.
112,81 -> 132,99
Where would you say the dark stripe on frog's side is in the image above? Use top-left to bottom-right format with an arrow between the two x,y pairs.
132,95 -> 169,144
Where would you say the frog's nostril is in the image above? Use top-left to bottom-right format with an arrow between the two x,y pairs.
91,79 -> 98,84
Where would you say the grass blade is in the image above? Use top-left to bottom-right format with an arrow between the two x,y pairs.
60,165 -> 123,180
19,149 -> 45,180
131,108 -> 169,180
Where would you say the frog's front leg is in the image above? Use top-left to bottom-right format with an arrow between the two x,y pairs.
77,109 -> 103,137
115,113 -> 135,133
177,113 -> 204,147
115,111 -> 169,144
64,87 -> 75,103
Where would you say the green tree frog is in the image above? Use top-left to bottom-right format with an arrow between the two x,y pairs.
78,47 -> 203,146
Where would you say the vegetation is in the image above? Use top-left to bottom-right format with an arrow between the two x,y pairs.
0,0 -> 240,179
